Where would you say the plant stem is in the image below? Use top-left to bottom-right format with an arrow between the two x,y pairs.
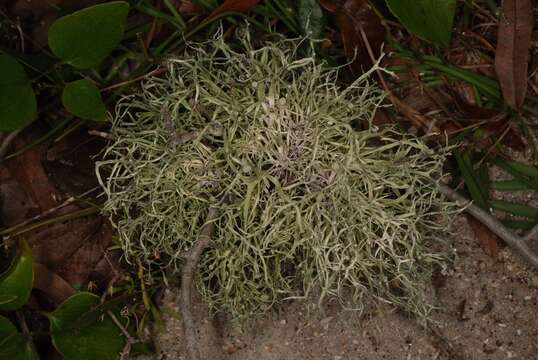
0,207 -> 100,238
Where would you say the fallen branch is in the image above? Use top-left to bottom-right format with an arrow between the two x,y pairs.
180,207 -> 219,360
438,184 -> 538,269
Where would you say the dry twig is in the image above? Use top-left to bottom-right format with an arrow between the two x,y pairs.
107,309 -> 139,360
0,129 -> 22,165
180,207 -> 219,360
438,184 -> 538,268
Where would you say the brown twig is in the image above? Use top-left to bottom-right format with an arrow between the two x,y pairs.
0,129 -> 22,165
88,130 -> 115,140
0,186 -> 99,236
523,224 -> 538,244
438,184 -> 538,269
0,206 -> 100,238
180,207 -> 219,360
356,21 -> 440,134
427,321 -> 467,360
107,310 -> 139,359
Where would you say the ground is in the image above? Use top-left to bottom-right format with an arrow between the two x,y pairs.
139,216 -> 538,360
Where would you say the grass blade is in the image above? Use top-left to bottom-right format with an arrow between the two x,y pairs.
490,199 -> 538,219
454,151 -> 489,209
490,179 -> 538,191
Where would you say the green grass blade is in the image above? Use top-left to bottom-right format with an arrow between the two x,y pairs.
454,151 -> 489,209
501,219 -> 538,230
492,157 -> 538,179
490,179 -> 538,191
490,199 -> 538,219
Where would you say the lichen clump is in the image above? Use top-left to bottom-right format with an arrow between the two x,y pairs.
97,33 -> 453,321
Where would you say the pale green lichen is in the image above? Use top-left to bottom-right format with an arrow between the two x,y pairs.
96,31 -> 454,322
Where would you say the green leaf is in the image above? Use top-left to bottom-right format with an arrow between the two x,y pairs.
502,219 -> 538,230
0,333 -> 37,360
0,239 -> 33,311
385,0 -> 457,47
48,1 -> 130,69
49,292 -> 124,360
0,315 -> 17,340
492,157 -> 538,179
491,179 -> 538,191
130,342 -> 153,356
454,151 -> 489,210
490,199 -> 538,219
62,80 -> 107,121
298,0 -> 325,39
0,295 -> 17,305
0,55 -> 37,131
0,316 -> 37,360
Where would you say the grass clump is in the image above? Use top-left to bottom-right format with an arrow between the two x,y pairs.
96,30 -> 454,322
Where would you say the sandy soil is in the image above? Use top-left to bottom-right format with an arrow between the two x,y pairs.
137,215 -> 538,360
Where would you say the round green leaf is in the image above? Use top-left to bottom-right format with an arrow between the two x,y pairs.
0,240 -> 33,311
298,0 -> 325,39
49,292 -> 124,360
0,316 -> 37,360
62,79 -> 107,121
0,295 -> 17,306
385,0 -> 457,47
0,315 -> 17,341
0,55 -> 37,131
0,333 -> 37,360
48,1 -> 129,69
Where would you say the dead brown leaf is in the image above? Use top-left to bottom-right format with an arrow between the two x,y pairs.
56,219 -> 113,285
6,134 -> 62,211
319,0 -> 337,13
340,0 -> 385,74
320,0 -> 385,74
0,171 -> 38,227
467,215 -> 498,258
28,214 -> 102,267
450,94 -> 526,150
494,0 -> 533,108
177,0 -> 202,13
206,0 -> 259,20
33,262 -> 76,303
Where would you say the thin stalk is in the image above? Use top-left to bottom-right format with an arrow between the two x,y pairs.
0,207 -> 99,238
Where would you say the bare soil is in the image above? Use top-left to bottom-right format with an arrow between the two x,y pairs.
139,216 -> 538,360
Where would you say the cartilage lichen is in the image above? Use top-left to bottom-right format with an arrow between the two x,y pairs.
96,31 -> 454,322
